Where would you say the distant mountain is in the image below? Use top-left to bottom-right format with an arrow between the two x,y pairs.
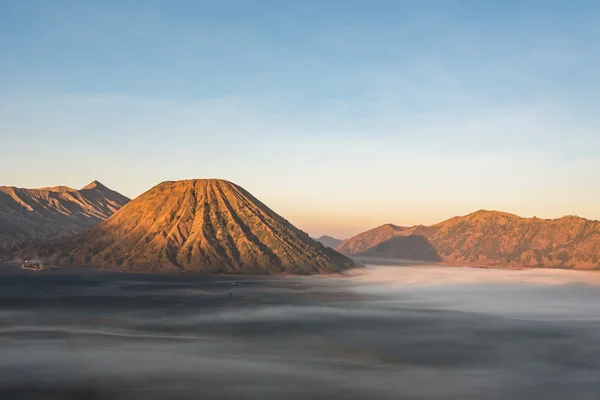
338,210 -> 600,269
0,181 -> 130,255
34,179 -> 356,274
336,224 -> 406,255
313,235 -> 343,249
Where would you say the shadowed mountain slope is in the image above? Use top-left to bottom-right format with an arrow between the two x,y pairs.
314,235 -> 343,249
336,224 -> 407,256
339,210 -> 600,269
357,235 -> 442,262
36,179 -> 356,274
0,181 -> 129,255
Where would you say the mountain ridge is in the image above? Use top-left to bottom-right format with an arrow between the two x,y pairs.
338,210 -> 600,269
0,181 -> 130,255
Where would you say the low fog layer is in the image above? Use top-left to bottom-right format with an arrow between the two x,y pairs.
349,265 -> 600,321
350,264 -> 600,286
1,265 -> 599,399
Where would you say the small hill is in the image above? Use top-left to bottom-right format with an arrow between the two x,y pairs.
356,235 -> 442,262
341,211 -> 600,269
314,235 -> 343,249
35,179 -> 356,274
336,224 -> 406,255
0,181 -> 130,255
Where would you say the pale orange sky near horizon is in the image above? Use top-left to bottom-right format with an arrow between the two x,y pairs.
2,176 -> 597,240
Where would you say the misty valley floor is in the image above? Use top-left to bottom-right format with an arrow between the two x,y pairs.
1,266 -> 600,399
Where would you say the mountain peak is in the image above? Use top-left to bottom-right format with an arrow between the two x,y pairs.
314,235 -> 344,249
318,235 -> 337,240
471,209 -> 513,216
151,179 -> 239,195
380,223 -> 405,230
464,209 -> 521,220
161,178 -> 231,185
81,180 -> 107,190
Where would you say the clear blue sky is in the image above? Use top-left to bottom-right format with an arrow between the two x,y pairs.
1,0 -> 599,238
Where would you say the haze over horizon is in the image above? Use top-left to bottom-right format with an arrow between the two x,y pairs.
2,1 -> 599,238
